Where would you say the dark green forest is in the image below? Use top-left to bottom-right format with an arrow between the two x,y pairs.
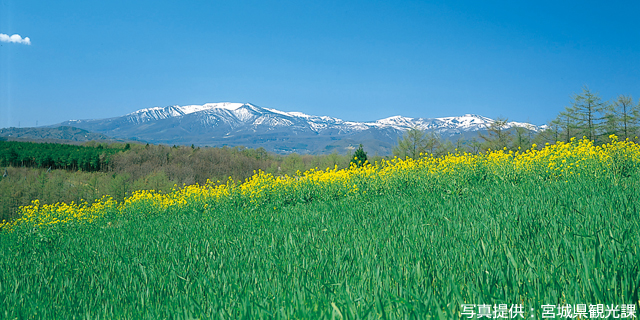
0,140 -> 123,171
1,87 -> 638,223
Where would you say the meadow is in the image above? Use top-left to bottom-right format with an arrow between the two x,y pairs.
1,136 -> 639,319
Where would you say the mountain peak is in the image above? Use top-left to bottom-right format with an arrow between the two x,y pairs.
181,102 -> 249,114
376,115 -> 415,126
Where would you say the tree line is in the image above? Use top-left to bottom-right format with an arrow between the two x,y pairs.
392,86 -> 639,157
539,87 -> 639,145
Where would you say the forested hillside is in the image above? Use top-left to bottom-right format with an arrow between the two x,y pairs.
0,140 -> 124,171
0,126 -> 114,143
0,142 -> 359,222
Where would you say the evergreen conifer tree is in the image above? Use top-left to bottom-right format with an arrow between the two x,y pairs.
350,144 -> 368,168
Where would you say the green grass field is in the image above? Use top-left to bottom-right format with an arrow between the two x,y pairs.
1,172 -> 639,319
2,138 -> 640,319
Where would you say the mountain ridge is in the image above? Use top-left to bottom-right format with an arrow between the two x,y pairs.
56,102 -> 542,155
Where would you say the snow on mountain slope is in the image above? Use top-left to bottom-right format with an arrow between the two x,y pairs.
125,106 -> 185,123
121,103 -> 543,133
126,103 -> 248,123
177,102 -> 244,115
375,116 -> 418,129
371,113 -> 541,133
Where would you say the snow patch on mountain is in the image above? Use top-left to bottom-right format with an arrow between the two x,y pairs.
376,116 -> 416,127
254,115 -> 294,127
264,108 -> 293,117
182,102 -> 246,114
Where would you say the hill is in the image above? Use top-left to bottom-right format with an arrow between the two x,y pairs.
0,126 -> 123,144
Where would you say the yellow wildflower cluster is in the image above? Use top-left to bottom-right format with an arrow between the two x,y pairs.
1,136 -> 638,231
1,196 -> 118,230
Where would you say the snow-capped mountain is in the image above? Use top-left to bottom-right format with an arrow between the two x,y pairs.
58,103 -> 542,154
372,113 -> 536,132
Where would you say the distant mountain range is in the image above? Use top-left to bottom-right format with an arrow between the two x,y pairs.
0,126 -> 118,144
44,102 -> 541,154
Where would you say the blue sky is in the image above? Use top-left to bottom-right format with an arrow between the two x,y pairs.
1,0 -> 638,128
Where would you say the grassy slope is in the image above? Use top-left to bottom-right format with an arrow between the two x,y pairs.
1,174 -> 639,319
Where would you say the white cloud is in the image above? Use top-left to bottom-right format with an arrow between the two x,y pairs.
0,33 -> 31,45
